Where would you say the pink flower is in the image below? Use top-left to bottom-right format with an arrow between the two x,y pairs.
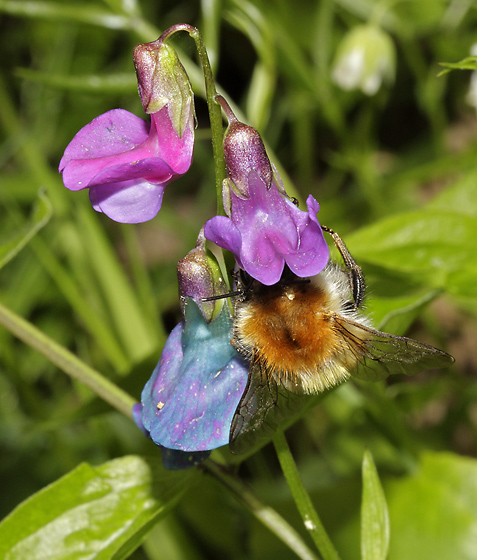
204,96 -> 329,285
205,180 -> 328,286
59,38 -> 194,223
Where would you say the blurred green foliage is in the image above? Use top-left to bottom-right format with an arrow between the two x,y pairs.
1,0 -> 477,559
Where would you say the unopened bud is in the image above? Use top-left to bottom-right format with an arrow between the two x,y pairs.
134,39 -> 194,136
177,230 -> 227,322
217,96 -> 272,196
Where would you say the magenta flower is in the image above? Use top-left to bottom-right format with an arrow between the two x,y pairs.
206,183 -> 329,286
59,37 -> 194,223
204,97 -> 329,285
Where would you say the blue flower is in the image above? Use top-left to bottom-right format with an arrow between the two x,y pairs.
133,301 -> 249,467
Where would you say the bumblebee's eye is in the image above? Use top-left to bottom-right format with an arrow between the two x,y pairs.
238,269 -> 254,290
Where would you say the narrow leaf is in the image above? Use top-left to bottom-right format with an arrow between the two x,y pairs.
361,450 -> 390,560
15,68 -> 136,93
78,207 -> 160,363
438,56 -> 477,76
0,189 -> 52,269
0,1 -> 129,29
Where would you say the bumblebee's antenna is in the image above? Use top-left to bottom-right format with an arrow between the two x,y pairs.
322,225 -> 366,308
202,290 -> 242,302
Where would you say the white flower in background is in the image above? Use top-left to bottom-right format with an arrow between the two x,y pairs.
331,25 -> 396,96
466,44 -> 477,111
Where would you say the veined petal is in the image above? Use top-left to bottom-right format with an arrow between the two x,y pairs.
284,195 -> 329,277
205,170 -> 329,285
63,156 -> 174,191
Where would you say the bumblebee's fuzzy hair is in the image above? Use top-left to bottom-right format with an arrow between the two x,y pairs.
232,262 -> 373,394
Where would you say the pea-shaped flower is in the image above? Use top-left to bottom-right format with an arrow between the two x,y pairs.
204,97 -> 329,286
133,232 -> 249,469
59,36 -> 194,223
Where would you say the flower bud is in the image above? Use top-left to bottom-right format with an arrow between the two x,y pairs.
177,229 -> 227,321
134,39 -> 194,137
224,121 -> 273,196
217,96 -> 272,196
331,25 -> 395,96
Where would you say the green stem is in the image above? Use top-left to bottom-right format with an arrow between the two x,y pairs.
0,300 -> 136,418
203,460 -> 320,560
161,24 -> 226,214
273,430 -> 342,560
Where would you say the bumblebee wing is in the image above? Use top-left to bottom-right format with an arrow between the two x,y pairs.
229,357 -> 311,455
333,315 -> 455,382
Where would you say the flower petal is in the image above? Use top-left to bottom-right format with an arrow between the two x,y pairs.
203,216 -> 244,268
150,109 -> 194,174
205,171 -> 328,285
59,109 -> 149,169
140,302 -> 249,452
63,156 -> 175,192
89,179 -> 165,223
59,108 -> 193,191
284,195 -> 329,277
132,402 -> 211,469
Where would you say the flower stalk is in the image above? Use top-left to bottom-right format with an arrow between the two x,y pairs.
202,460 -> 320,560
273,430 -> 342,560
0,300 -> 136,418
163,24 -> 226,213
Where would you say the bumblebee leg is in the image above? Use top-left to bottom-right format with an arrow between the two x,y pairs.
321,225 -> 366,308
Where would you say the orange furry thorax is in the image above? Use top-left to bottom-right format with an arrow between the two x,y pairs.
234,281 -> 338,375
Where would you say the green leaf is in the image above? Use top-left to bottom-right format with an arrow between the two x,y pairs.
0,1 -> 129,29
386,452 -> 477,560
0,189 -> 52,270
0,455 -> 198,560
361,450 -> 390,560
348,210 -> 477,297
15,68 -> 136,93
427,167 -> 477,218
438,56 -> 477,76
368,289 -> 440,334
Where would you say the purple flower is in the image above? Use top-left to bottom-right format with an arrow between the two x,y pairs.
206,184 -> 328,286
133,301 -> 249,462
59,37 -> 194,223
204,96 -> 329,285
